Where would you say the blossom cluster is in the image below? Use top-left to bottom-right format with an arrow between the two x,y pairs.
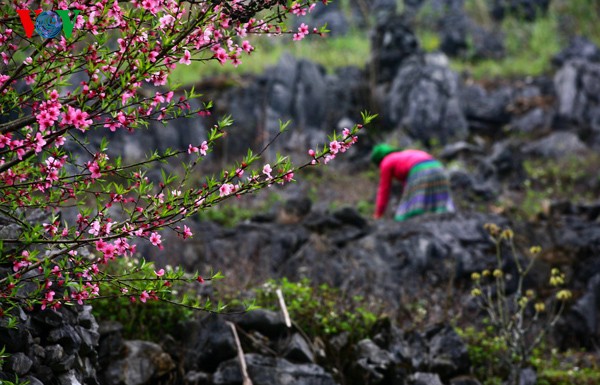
307,125 -> 361,165
0,0 -> 370,318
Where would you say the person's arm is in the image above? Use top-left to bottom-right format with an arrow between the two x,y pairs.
374,161 -> 393,219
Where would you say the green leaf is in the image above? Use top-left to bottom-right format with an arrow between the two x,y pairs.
279,119 -> 291,133
361,111 -> 377,125
218,115 -> 233,128
100,137 -> 109,152
211,271 -> 225,280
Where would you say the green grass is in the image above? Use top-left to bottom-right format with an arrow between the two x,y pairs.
170,0 -> 600,84
501,153 -> 600,220
191,166 -> 379,228
449,12 -> 562,79
458,326 -> 600,385
430,0 -> 599,79
196,189 -> 283,227
255,277 -> 381,340
416,29 -> 441,52
464,0 -> 495,27
538,368 -> 600,385
170,32 -> 370,86
551,0 -> 600,44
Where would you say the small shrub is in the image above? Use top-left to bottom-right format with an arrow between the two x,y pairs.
458,327 -> 600,385
468,225 -> 571,385
523,156 -> 595,198
535,347 -> 600,385
255,278 -> 380,343
512,154 -> 600,219
551,0 -> 600,45
538,367 -> 600,385
417,30 -> 441,52
90,257 -> 205,341
457,324 -> 510,385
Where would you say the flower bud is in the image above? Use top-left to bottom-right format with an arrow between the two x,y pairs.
535,302 -> 545,313
493,269 -> 503,278
530,246 -> 542,255
501,229 -> 514,240
550,275 -> 564,287
518,297 -> 528,307
484,223 -> 500,236
471,272 -> 481,281
471,288 -> 482,297
556,290 -> 572,301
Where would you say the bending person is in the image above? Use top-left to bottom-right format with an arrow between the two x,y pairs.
371,144 -> 455,221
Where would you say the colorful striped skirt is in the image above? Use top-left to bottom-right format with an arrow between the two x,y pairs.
394,160 -> 455,221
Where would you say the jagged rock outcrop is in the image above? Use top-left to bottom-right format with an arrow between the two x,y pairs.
553,36 -> 600,67
554,59 -> 600,147
101,340 -> 175,385
370,15 -> 420,84
386,55 -> 469,145
522,131 -> 590,158
200,54 -> 370,164
7,199 -> 600,384
94,307 -> 473,385
67,13 -> 600,163
143,209 -> 510,314
399,0 -> 505,60
0,305 -> 99,385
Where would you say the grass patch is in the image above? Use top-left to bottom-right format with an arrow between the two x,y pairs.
450,12 -> 561,79
416,29 -> 441,52
507,154 -> 600,219
464,0 -> 495,27
196,189 -> 283,227
458,326 -> 600,385
190,165 -> 380,228
450,0 -> 600,79
169,0 -> 600,85
551,0 -> 600,45
538,368 -> 600,385
170,31 -> 370,86
255,277 -> 381,340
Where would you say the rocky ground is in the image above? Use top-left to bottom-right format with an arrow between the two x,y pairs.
3,0 -> 600,384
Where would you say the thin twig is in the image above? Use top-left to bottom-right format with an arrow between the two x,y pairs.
276,288 -> 291,328
227,321 -> 253,385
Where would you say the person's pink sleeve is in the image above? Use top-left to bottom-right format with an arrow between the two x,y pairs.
375,162 -> 393,218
